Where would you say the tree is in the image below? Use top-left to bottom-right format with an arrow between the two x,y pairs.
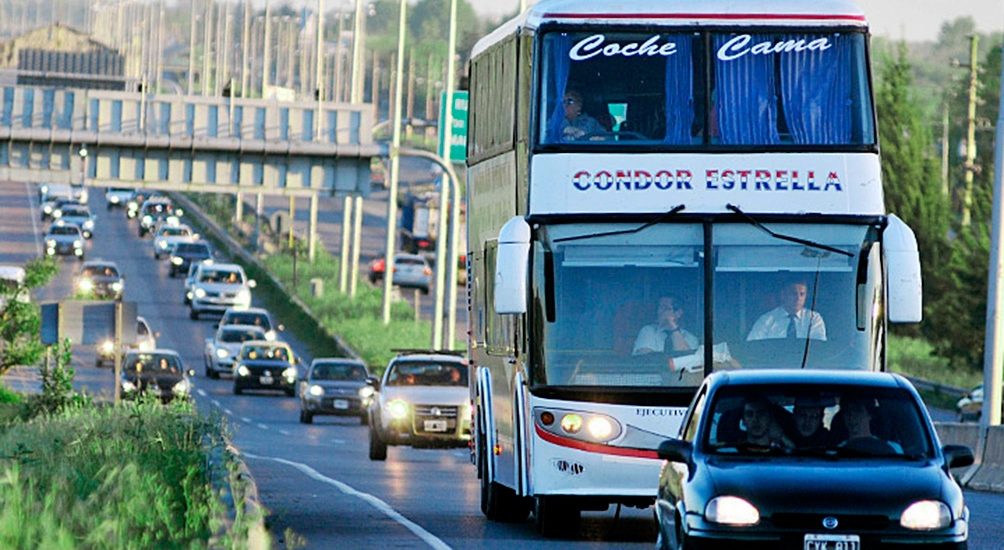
875,43 -> 951,339
0,257 -> 58,375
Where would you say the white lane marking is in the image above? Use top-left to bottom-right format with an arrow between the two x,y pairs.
23,181 -> 42,256
196,389 -> 207,397
331,439 -> 346,444
224,409 -> 234,416
241,417 -> 252,423
279,429 -> 291,436
243,452 -> 452,550
256,423 -> 269,430
212,399 -> 221,407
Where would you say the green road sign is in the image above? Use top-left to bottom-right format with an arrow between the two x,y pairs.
438,91 -> 469,163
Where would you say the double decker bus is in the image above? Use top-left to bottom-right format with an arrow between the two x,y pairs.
465,0 -> 923,536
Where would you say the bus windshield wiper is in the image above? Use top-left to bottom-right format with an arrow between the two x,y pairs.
725,204 -> 853,258
553,205 -> 686,243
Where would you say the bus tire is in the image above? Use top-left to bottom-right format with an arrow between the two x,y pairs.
479,434 -> 529,521
534,495 -> 580,538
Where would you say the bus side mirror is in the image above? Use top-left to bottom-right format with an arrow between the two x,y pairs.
884,214 -> 922,323
494,216 -> 530,315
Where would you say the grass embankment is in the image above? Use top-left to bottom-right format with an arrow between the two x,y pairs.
888,334 -> 982,410
185,194 -> 431,373
0,397 -> 249,548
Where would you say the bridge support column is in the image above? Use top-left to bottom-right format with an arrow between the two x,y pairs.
253,192 -> 263,252
349,195 -> 363,297
339,195 -> 352,292
235,191 -> 244,224
309,193 -> 318,263
288,195 -> 296,250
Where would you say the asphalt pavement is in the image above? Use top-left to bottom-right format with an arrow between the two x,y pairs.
1,179 -> 1003,549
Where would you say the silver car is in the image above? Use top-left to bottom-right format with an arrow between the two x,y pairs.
368,253 -> 432,294
203,324 -> 267,379
53,204 -> 96,239
299,358 -> 370,424
44,223 -> 85,260
367,352 -> 471,460
188,263 -> 256,319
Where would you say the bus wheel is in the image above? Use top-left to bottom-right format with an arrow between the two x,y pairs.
534,496 -> 580,538
479,438 -> 529,521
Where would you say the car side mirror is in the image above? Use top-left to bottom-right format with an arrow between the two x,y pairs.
366,376 -> 380,391
248,279 -> 257,288
657,439 -> 692,464
942,444 -> 974,469
277,324 -> 285,332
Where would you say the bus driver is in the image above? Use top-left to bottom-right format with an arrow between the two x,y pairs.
747,280 -> 827,341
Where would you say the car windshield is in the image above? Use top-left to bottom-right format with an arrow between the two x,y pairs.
200,269 -> 242,284
312,363 -> 367,381
398,257 -> 426,266
386,361 -> 467,387
223,312 -> 269,328
61,208 -> 88,217
703,384 -> 934,459
242,345 -> 290,362
161,227 -> 190,237
125,353 -> 181,374
49,226 -> 79,236
82,265 -> 118,277
176,243 -> 210,256
220,328 -> 265,343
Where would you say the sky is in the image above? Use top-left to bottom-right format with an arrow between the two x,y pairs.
461,0 -> 1004,43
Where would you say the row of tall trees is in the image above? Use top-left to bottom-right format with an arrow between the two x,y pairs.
878,18 -> 1003,371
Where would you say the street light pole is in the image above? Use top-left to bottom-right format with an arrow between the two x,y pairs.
981,44 -> 1004,431
315,0 -> 325,140
241,0 -> 251,98
350,0 -> 365,103
444,0 -> 461,349
961,34 -> 979,227
262,0 -> 272,96
381,0 -> 407,324
188,0 -> 197,95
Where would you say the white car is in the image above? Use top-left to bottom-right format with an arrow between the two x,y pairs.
367,351 -> 471,461
44,222 -> 85,260
203,324 -> 267,379
188,262 -> 256,320
95,316 -> 158,367
152,223 -> 196,259
105,187 -> 133,209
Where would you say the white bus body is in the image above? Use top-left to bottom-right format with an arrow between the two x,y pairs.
465,0 -> 922,534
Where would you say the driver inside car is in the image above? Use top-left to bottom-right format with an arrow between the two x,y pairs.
560,90 -> 604,141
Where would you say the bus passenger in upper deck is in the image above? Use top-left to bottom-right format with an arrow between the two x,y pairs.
747,280 -> 826,341
632,295 -> 699,355
560,90 -> 605,141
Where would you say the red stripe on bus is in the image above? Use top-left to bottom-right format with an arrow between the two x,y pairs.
535,425 -> 661,459
542,13 -> 867,22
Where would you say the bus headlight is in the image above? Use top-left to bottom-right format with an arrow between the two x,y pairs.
536,408 -> 623,444
560,413 -> 583,434
142,215 -> 152,225
43,204 -> 53,214
46,239 -> 56,248
586,417 -> 615,440
386,399 -> 409,420
158,240 -> 169,249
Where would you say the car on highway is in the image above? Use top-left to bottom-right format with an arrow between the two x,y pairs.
96,316 -> 158,367
152,223 -> 196,259
52,203 -> 96,239
188,262 -> 255,319
138,198 -> 181,237
0,265 -> 29,309
367,351 -> 470,460
955,385 -> 1004,423
105,187 -> 134,209
125,190 -> 161,219
40,196 -> 77,221
119,349 -> 194,403
654,370 -> 973,550
44,222 -> 85,260
218,307 -> 283,341
203,324 -> 267,379
169,241 -> 213,277
299,358 -> 370,424
367,253 -> 433,294
74,260 -> 124,300
232,340 -> 298,396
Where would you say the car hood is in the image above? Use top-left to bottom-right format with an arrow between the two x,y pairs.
211,341 -> 244,354
175,252 -> 211,260
194,282 -> 245,293
87,275 -> 121,284
240,359 -> 293,370
381,385 -> 468,404
705,457 -> 947,514
311,380 -> 366,392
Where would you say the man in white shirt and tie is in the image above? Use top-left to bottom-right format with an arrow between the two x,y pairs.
746,280 -> 826,341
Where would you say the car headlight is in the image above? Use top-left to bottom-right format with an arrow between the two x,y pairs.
43,204 -> 53,214
121,380 -> 137,393
109,195 -> 120,203
236,365 -> 250,377
171,256 -> 183,265
236,288 -> 251,303
79,191 -> 88,203
138,340 -> 154,352
77,278 -> 94,293
158,240 -> 168,249
73,240 -> 83,248
282,367 -> 297,380
386,399 -> 409,420
142,215 -> 152,225
40,185 -> 48,194
46,239 -> 56,247
172,380 -> 190,395
194,288 -> 207,298
900,500 -> 951,530
111,281 -> 123,292
705,496 -> 760,527
99,340 -> 114,354
358,386 -> 374,398
264,330 -> 277,341
215,348 -> 229,359
308,384 -> 325,397
83,220 -> 94,230
52,210 -> 62,218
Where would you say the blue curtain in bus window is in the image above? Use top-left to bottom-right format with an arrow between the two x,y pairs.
545,34 -> 572,143
663,35 -> 694,144
779,34 -> 852,145
713,35 -> 779,145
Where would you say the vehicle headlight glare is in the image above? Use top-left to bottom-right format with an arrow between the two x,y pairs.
282,367 -> 296,379
43,205 -> 53,214
308,385 -> 325,397
586,417 -> 615,440
194,288 -> 207,298
111,281 -> 123,292
121,380 -> 136,392
99,340 -> 114,354
215,348 -> 229,359
264,330 -> 277,341
560,413 -> 583,434
900,500 -> 951,530
158,240 -> 168,249
46,239 -> 56,247
73,240 -> 83,248
78,279 -> 94,292
138,340 -> 154,351
358,386 -> 374,398
142,215 -> 152,225
172,380 -> 190,395
171,256 -> 183,265
706,496 -> 760,527
83,220 -> 94,229
387,399 -> 409,420
237,289 -> 251,303
110,195 -> 120,203
236,365 -> 250,377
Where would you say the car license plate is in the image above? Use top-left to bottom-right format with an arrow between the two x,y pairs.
424,420 -> 448,432
259,376 -> 273,385
334,399 -> 349,410
805,534 -> 860,550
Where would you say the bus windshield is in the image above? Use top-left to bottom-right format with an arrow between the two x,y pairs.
530,223 -> 879,389
538,30 -> 874,147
